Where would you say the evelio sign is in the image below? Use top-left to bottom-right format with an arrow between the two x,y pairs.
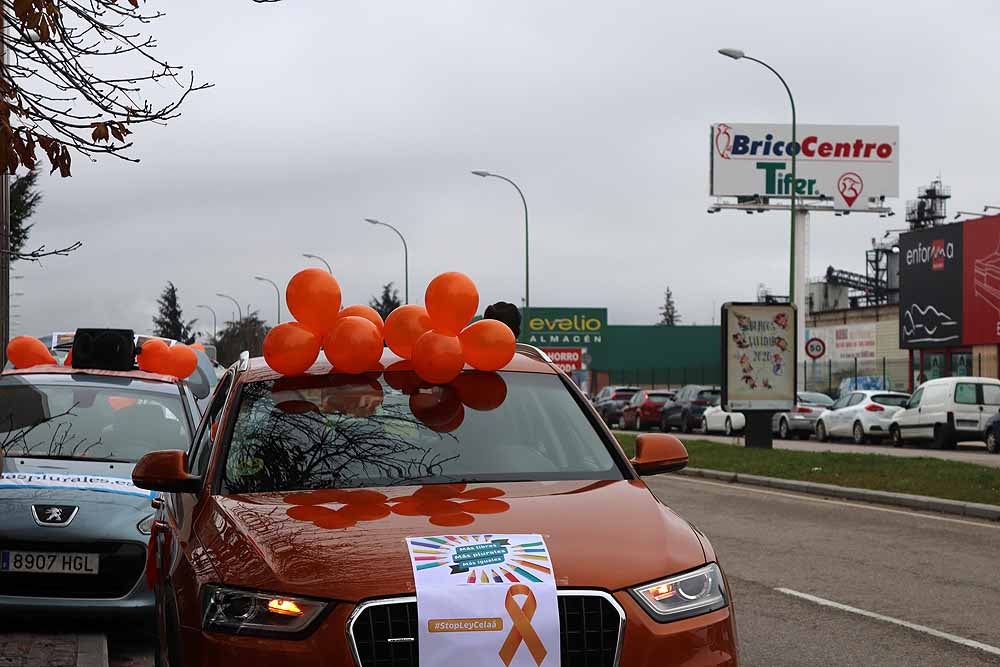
524,308 -> 606,351
710,123 -> 899,210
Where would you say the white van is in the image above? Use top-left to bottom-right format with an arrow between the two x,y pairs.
889,376 -> 1000,448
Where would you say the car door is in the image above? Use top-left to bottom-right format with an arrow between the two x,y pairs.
831,393 -> 861,435
894,387 -> 925,439
982,383 -> 1000,431
666,388 -> 687,426
626,391 -> 644,425
918,383 -> 949,435
952,381 -> 982,434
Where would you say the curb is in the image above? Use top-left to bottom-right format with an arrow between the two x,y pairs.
677,467 -> 1000,521
76,635 -> 108,667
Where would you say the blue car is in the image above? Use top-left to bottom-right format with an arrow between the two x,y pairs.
985,412 -> 1000,454
0,364 -> 200,616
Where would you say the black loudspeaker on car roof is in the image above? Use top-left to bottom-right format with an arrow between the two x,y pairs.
71,329 -> 136,371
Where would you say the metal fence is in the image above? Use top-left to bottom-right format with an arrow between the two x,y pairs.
595,367 -> 722,392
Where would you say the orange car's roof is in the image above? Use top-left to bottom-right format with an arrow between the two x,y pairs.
2,364 -> 180,384
238,349 -> 556,384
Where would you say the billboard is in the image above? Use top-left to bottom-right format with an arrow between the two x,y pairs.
721,303 -> 796,411
804,323 -> 877,373
963,216 -> 1000,345
710,124 -> 899,210
523,308 -> 606,351
898,224 -> 964,348
541,348 -> 584,373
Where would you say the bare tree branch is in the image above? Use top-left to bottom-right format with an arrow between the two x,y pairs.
1,239 -> 82,261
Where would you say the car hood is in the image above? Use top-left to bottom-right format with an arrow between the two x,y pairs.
199,479 -> 706,602
0,457 -> 154,542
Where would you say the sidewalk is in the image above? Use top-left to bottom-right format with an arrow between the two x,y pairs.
0,634 -> 106,667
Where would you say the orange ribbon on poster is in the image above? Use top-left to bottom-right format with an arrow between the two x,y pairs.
498,584 -> 547,666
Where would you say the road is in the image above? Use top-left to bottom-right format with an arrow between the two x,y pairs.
647,473 -> 1000,666
615,429 -> 1000,469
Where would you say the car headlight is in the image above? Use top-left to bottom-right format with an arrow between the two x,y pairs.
629,563 -> 727,622
137,513 -> 154,535
201,585 -> 327,637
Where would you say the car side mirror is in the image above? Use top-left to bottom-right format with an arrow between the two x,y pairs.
133,450 -> 202,494
629,433 -> 688,476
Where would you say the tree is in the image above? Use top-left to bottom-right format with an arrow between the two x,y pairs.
658,287 -> 681,326
1,1 -> 209,177
152,282 -> 196,343
10,168 -> 41,260
369,282 -> 402,320
212,312 -> 269,367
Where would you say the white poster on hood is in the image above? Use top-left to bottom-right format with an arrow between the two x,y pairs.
406,534 -> 560,667
0,472 -> 154,499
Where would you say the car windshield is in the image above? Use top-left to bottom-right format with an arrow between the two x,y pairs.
611,390 -> 636,400
222,371 -> 624,494
0,375 -> 191,462
873,394 -> 909,408
648,394 -> 673,403
697,390 -> 720,401
799,392 -> 834,407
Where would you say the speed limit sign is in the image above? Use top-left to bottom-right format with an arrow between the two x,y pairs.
805,337 -> 826,360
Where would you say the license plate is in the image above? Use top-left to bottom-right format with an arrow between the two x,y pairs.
0,550 -> 99,575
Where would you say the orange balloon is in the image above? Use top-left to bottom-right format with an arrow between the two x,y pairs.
63,350 -> 73,367
453,372 -> 508,411
191,342 -> 206,352
263,322 -> 321,376
323,316 -> 383,375
459,319 -> 516,371
339,304 -> 384,336
137,339 -> 169,373
166,344 -> 198,378
425,272 -> 479,335
286,268 -> 343,335
412,331 -> 464,384
6,336 -> 56,369
384,304 -> 432,359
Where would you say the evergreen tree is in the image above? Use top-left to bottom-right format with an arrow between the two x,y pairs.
10,169 -> 43,261
152,282 -> 197,343
212,312 -> 270,366
369,282 -> 402,320
658,287 -> 681,326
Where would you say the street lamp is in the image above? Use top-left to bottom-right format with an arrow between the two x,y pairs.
364,218 -> 409,304
470,170 -> 530,330
718,48 -> 798,303
216,293 -> 243,323
302,253 -> 332,274
196,304 -> 218,340
254,276 -> 282,324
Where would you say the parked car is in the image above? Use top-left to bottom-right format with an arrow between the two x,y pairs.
0,339 -> 200,616
622,389 -> 676,430
772,391 -> 834,440
890,377 -> 1000,449
815,390 -> 910,444
984,412 -> 1000,454
661,385 -> 721,433
701,402 -> 745,435
134,346 -> 740,666
593,385 -> 639,427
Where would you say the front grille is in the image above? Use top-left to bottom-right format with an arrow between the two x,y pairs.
350,592 -> 623,667
0,540 -> 145,599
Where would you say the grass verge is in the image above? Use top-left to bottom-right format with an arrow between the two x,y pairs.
615,434 -> 1000,506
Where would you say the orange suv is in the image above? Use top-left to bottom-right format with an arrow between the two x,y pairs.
134,346 -> 739,666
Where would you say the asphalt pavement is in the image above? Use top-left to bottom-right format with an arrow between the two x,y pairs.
647,473 -> 1000,666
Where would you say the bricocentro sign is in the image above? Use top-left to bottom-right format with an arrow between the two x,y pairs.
710,123 -> 899,210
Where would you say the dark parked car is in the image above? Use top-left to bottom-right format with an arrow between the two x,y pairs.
593,385 -> 639,427
661,385 -> 720,433
622,390 -> 676,431
985,412 -> 1000,454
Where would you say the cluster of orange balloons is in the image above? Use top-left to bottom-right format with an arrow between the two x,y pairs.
6,336 -> 57,368
137,339 -> 199,379
263,269 -> 517,385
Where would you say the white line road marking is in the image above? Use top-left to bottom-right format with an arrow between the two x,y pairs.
657,475 -> 1000,530
776,588 -> 1000,658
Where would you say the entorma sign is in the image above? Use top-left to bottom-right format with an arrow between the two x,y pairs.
710,123 -> 899,210
524,308 -> 606,349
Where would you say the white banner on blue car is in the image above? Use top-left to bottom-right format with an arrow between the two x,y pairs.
406,534 -> 560,667
0,472 -> 154,498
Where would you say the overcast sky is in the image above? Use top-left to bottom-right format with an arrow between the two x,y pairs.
12,0 -> 1000,338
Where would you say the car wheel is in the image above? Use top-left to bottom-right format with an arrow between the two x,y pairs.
681,411 -> 692,434
852,421 -> 868,445
816,421 -> 828,442
778,418 -> 790,440
890,425 -> 904,448
724,418 -> 734,436
987,429 -> 999,454
634,414 -> 643,431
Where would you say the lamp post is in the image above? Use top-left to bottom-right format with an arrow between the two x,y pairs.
364,218 -> 409,304
302,253 -> 332,274
471,170 -> 530,332
216,293 -> 242,323
254,276 -> 282,324
196,304 -> 218,340
718,49 -> 798,306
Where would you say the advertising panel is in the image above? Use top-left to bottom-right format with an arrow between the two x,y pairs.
721,303 -> 796,411
962,215 -> 1000,345
540,348 -> 583,373
710,123 -> 899,210
523,308 -> 606,350
804,323 -> 877,372
898,225 -> 964,348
